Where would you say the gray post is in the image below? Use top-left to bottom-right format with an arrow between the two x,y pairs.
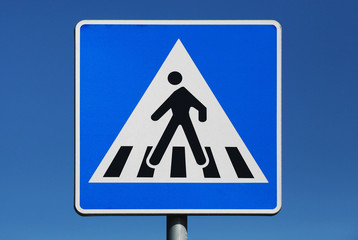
167,215 -> 188,240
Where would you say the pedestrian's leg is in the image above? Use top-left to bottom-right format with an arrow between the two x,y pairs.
182,119 -> 206,166
149,119 -> 179,166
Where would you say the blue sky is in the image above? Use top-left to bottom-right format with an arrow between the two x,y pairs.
1,0 -> 357,239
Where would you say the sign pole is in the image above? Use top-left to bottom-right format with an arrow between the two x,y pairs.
167,215 -> 187,240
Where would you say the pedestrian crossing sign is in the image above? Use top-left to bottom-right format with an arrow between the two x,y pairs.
75,20 -> 282,215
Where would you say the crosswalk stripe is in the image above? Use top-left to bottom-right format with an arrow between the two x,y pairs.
225,147 -> 254,178
103,146 -> 133,177
137,146 -> 155,177
102,146 -> 255,180
170,147 -> 186,178
203,147 -> 220,178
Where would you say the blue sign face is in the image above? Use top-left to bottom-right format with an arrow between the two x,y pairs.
75,20 -> 281,215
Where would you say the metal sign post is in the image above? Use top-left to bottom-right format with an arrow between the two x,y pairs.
167,215 -> 187,240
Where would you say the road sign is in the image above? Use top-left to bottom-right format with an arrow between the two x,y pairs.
75,20 -> 282,215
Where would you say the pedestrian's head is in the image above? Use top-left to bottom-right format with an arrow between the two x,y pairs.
168,71 -> 182,85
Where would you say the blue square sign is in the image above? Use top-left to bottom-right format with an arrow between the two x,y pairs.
75,20 -> 281,215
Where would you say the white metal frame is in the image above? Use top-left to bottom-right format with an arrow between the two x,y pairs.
75,20 -> 282,215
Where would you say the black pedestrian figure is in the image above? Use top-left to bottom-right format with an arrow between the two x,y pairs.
149,71 -> 207,166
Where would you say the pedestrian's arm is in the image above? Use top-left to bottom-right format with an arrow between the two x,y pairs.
190,94 -> 207,122
198,106 -> 207,122
151,96 -> 173,121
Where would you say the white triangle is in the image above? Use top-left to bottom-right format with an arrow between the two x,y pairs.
90,39 -> 267,183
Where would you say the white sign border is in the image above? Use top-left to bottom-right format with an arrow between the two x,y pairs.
75,20 -> 282,215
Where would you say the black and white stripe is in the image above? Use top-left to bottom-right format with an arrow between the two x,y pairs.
103,146 -> 254,179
